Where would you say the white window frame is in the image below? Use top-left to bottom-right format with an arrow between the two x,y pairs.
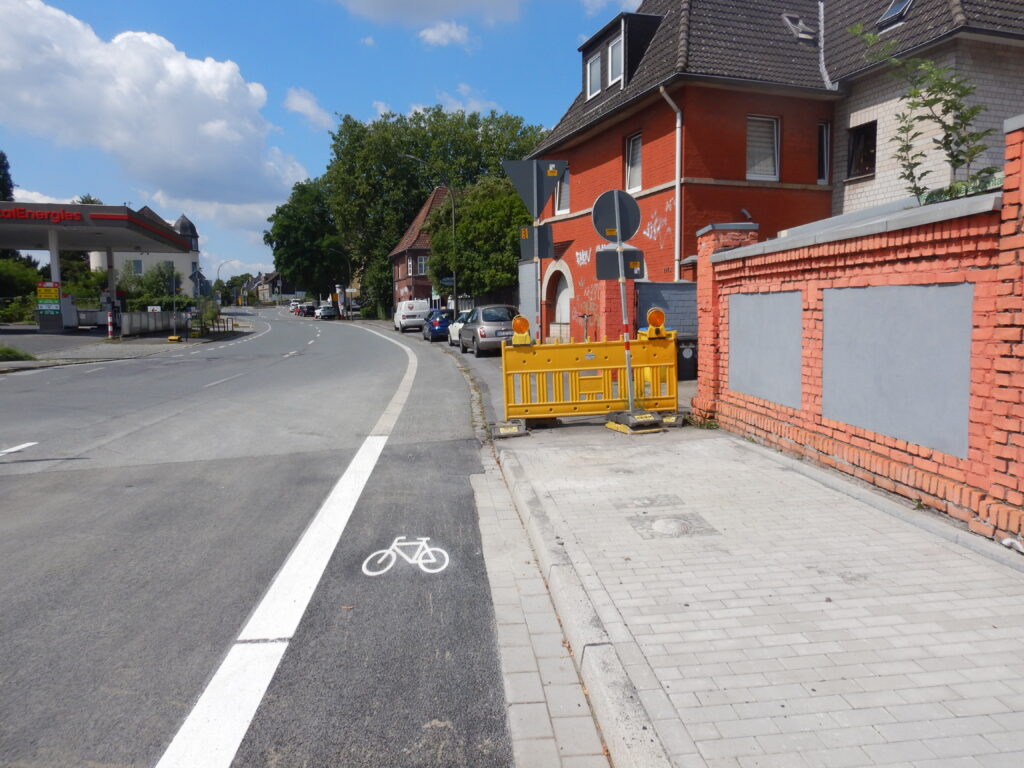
746,115 -> 780,182
625,134 -> 642,193
132,259 -> 143,275
555,169 -> 571,214
417,254 -> 428,276
608,35 -> 623,87
817,122 -> 831,185
586,54 -> 601,99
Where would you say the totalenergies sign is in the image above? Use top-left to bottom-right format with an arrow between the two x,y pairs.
0,207 -> 84,223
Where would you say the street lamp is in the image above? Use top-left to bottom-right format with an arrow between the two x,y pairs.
215,259 -> 241,306
401,153 -> 458,313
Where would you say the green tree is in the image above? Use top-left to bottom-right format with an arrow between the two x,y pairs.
141,262 -> 181,296
323,106 -> 545,311
263,177 -> 348,297
0,258 -> 39,298
0,149 -> 34,267
0,150 -> 12,201
426,176 -> 530,296
853,26 -> 997,199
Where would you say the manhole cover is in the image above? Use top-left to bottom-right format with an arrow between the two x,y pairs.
627,513 -> 719,539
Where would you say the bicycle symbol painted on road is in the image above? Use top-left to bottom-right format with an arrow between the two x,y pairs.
361,536 -> 450,576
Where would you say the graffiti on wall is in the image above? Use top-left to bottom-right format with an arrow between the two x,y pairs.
575,247 -> 592,267
642,197 -> 673,248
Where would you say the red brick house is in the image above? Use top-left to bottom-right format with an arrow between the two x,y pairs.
390,187 -> 448,309
529,0 -> 1024,342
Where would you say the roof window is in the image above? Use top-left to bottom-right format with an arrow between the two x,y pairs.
781,13 -> 815,41
878,0 -> 914,28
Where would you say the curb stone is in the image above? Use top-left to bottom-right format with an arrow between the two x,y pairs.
497,449 -> 673,768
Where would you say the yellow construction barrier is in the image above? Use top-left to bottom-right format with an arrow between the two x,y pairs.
501,331 -> 678,421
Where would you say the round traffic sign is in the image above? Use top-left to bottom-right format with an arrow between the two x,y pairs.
592,189 -> 641,243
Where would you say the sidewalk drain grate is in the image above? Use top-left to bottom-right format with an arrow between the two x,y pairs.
626,513 -> 719,539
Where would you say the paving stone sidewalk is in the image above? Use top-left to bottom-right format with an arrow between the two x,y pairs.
494,424 -> 1024,768
474,451 -> 612,768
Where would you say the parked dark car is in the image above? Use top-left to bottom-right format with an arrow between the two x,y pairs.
458,304 -> 518,357
299,304 -> 315,317
422,309 -> 455,341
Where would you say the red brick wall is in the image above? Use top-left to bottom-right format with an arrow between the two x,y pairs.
695,125 -> 1024,543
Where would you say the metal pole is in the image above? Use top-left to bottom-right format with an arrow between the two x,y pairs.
533,166 -> 541,341
615,197 -> 636,412
449,185 -> 457,313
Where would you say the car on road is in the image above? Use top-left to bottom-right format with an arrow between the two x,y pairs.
447,310 -> 470,346
393,299 -> 430,332
458,304 -> 518,357
421,309 -> 454,341
299,304 -> 315,317
315,305 -> 338,319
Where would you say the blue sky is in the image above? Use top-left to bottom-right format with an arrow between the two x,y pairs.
0,0 -> 639,280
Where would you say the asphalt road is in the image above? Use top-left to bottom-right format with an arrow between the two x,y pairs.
0,308 -> 511,767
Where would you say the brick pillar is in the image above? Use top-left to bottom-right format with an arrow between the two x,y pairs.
691,223 -> 759,420
975,117 -> 1024,540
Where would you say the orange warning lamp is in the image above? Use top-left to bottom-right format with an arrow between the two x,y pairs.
646,307 -> 667,338
511,315 -> 532,346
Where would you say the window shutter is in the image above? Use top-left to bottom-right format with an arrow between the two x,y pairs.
626,135 -> 642,190
746,117 -> 778,179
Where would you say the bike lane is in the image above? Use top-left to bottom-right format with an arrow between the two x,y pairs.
230,337 -> 512,767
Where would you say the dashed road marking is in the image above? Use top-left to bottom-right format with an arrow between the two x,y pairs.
0,442 -> 38,458
202,373 -> 244,389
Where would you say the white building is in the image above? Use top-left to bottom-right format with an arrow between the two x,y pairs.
88,207 -> 205,295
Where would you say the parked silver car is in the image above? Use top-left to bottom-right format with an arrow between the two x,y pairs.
458,304 -> 518,357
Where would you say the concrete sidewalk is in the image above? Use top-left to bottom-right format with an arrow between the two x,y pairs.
494,420 -> 1024,768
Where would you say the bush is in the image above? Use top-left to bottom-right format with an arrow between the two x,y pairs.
0,296 -> 36,323
360,306 -> 378,319
0,344 -> 35,361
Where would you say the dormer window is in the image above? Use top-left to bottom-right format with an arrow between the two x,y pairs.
586,54 -> 601,99
608,35 -> 623,86
781,13 -> 815,41
878,0 -> 914,28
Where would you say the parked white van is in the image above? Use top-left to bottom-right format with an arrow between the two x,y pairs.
393,299 -> 431,332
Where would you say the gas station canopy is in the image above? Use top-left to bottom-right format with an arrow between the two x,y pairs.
0,202 -> 191,253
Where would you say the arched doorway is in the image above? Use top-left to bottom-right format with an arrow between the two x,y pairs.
551,273 -> 571,341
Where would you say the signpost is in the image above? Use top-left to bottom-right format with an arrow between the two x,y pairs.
503,159 -> 568,339
591,190 -> 661,432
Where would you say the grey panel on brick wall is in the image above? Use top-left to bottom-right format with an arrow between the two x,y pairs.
823,283 -> 973,459
728,291 -> 803,409
636,282 -> 697,338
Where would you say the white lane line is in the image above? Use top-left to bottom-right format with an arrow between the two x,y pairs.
157,325 -> 417,768
307,340 -> 314,345
172,354 -> 185,358
202,373 -> 244,389
11,370 -> 40,376
0,442 -> 38,458
155,642 -> 287,768
190,351 -> 201,355
84,367 -> 106,374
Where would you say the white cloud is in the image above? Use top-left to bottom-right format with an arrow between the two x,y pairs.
360,36 -> 375,46
145,190 -> 277,234
13,189 -> 75,204
373,100 -> 390,117
0,1 -> 305,213
284,87 -> 334,130
418,21 -> 470,47
336,0 -> 521,25
438,83 -> 500,114
581,0 -> 642,13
